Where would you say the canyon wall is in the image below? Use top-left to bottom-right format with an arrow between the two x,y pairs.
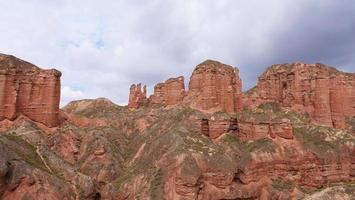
238,119 -> 294,141
244,62 -> 355,128
188,60 -> 243,113
150,76 -> 185,106
0,54 -> 61,127
128,60 -> 243,113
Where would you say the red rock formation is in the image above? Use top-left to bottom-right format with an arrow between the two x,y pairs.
127,60 -> 243,113
150,76 -> 185,106
189,60 -> 243,113
128,83 -> 147,109
238,119 -> 293,141
193,115 -> 240,139
239,146 -> 353,190
0,53 -> 61,127
245,62 -> 355,128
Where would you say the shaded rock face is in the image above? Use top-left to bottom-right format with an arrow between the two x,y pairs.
0,54 -> 61,127
150,76 -> 185,106
245,63 -> 355,128
128,83 -> 147,109
127,60 -> 243,113
188,60 -> 243,113
197,117 -> 240,139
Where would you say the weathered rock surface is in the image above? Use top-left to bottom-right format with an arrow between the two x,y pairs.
188,60 -> 243,113
127,60 -> 243,113
245,62 -> 355,129
238,119 -> 294,141
0,54 -> 61,127
1,56 -> 355,200
128,83 -> 147,109
150,76 -> 185,106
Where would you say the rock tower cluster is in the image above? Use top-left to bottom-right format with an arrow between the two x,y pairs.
128,60 -> 243,113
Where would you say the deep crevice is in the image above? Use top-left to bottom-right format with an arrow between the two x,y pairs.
94,192 -> 101,200
201,118 -> 209,137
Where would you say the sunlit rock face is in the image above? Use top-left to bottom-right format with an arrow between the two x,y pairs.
128,60 -> 243,114
188,60 -> 243,113
150,76 -> 185,106
0,53 -> 61,127
128,83 -> 147,109
244,62 -> 355,129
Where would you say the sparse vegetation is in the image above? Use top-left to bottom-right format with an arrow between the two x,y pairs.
244,138 -> 276,153
293,125 -> 354,159
1,134 -> 51,174
223,134 -> 239,144
149,168 -> 164,200
346,117 -> 355,133
272,177 -> 294,191
257,102 -> 282,113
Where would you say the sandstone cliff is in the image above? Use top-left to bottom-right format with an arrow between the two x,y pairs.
188,60 -> 243,113
128,83 -> 147,109
128,60 -> 243,113
150,76 -> 185,106
244,62 -> 355,129
1,56 -> 354,200
0,54 -> 61,127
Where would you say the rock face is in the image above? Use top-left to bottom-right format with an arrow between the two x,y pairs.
2,56 -> 355,200
196,115 -> 239,139
238,119 -> 294,141
150,76 -> 185,106
245,62 -> 355,128
128,83 -> 147,109
128,60 -> 243,114
188,60 -> 243,113
0,54 -> 61,127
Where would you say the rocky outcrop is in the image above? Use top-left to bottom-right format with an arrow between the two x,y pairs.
127,60 -> 243,113
245,62 -> 355,129
188,60 -> 243,113
0,54 -> 61,127
128,83 -> 147,109
1,55 -> 354,200
197,116 -> 239,139
238,119 -> 294,141
150,76 -> 185,106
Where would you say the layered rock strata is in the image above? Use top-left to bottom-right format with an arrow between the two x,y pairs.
197,117 -> 239,139
150,76 -> 185,106
0,54 -> 61,127
238,119 -> 294,141
188,60 -> 243,113
244,62 -> 355,128
128,83 -> 147,109
128,60 -> 243,113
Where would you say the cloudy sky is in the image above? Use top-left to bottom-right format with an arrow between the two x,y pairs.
0,0 -> 354,106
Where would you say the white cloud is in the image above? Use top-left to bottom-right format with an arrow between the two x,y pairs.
61,86 -> 84,107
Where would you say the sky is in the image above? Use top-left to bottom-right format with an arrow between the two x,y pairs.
0,0 -> 354,106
